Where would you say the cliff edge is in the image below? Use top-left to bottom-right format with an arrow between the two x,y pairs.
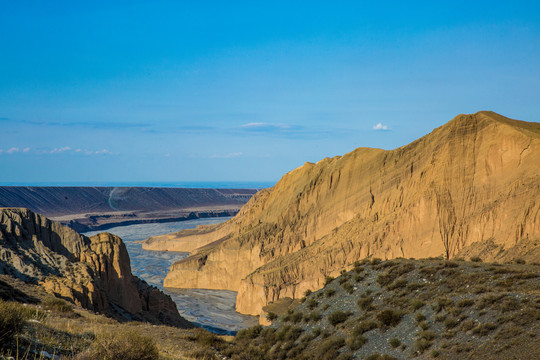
160,111 -> 540,317
0,207 -> 192,327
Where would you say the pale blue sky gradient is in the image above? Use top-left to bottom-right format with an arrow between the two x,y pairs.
1,1 -> 539,184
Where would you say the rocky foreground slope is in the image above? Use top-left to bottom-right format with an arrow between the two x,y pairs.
223,258 -> 540,360
0,207 -> 192,327
154,111 -> 540,316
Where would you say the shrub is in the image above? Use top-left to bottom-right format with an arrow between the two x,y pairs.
433,297 -> 453,312
309,311 -> 322,322
366,354 -> 398,360
357,297 -> 374,311
470,257 -> 482,263
377,273 -> 396,287
318,336 -> 345,356
443,317 -> 459,329
376,309 -> 402,327
284,326 -> 303,341
418,321 -> 430,330
44,297 -> 74,314
472,322 -> 497,336
456,299 -> 474,308
342,282 -> 354,294
290,311 -> 303,323
417,330 -> 436,341
266,311 -> 278,321
304,289 -> 313,296
0,300 -> 28,348
412,299 -> 425,310
514,258 -> 526,264
415,338 -> 432,353
388,279 -> 408,290
76,329 -> 158,360
346,335 -> 367,350
328,311 -> 352,326
190,328 -> 224,347
415,313 -> 426,323
336,353 -> 353,360
353,320 -> 378,335
460,319 -> 475,331
306,298 -> 319,310
236,325 -> 263,340
326,289 -> 336,297
324,276 -> 335,286
389,338 -> 401,348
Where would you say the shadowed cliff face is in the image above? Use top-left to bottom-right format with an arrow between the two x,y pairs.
161,112 -> 540,317
0,208 -> 192,327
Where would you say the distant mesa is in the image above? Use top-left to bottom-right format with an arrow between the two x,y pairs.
153,111 -> 540,317
0,207 -> 192,327
0,187 -> 258,232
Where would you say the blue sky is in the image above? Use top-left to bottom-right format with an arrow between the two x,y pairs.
1,1 -> 539,184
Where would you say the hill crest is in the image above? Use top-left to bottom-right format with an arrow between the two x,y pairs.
145,111 -> 540,317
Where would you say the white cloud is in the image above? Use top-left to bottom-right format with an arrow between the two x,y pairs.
241,122 -> 266,128
241,122 -> 291,130
23,147 -> 31,152
49,146 -> 72,154
7,147 -> 20,154
94,149 -> 110,155
373,123 -> 390,131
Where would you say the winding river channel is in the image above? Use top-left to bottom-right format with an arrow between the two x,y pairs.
84,217 -> 258,334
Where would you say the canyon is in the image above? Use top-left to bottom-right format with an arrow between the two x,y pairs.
150,111 -> 540,317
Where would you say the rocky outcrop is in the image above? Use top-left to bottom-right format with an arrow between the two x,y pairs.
161,111 -> 540,316
0,207 -> 192,327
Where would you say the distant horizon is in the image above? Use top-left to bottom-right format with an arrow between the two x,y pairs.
0,180 -> 276,189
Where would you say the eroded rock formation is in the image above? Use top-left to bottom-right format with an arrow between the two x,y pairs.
0,207 -> 192,327
159,111 -> 540,316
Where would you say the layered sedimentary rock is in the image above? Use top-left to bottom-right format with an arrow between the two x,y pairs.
0,207 -> 191,327
0,187 -> 258,231
161,112 -> 540,316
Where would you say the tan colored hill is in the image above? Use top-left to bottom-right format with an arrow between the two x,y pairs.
156,111 -> 540,317
0,207 -> 192,327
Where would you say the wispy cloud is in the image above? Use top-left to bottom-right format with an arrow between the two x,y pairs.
373,123 -> 390,131
240,122 -> 293,132
0,146 -> 116,156
210,152 -> 243,159
48,146 -> 72,154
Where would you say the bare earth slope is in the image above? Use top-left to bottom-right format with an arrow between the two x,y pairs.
0,207 -> 192,327
0,187 -> 257,231
160,111 -> 540,316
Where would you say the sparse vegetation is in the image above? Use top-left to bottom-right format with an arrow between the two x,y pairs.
6,257 -> 537,360
328,311 -> 352,326
76,329 -> 159,360
376,309 -> 403,327
0,300 -> 28,348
